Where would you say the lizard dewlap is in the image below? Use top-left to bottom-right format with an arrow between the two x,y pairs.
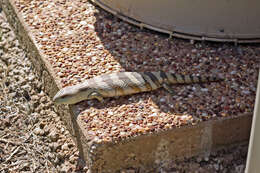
53,71 -> 223,104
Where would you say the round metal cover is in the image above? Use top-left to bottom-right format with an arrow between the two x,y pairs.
91,0 -> 260,43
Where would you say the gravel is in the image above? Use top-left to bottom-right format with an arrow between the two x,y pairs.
0,11 -> 86,172
13,0 -> 259,142
0,2 -> 253,173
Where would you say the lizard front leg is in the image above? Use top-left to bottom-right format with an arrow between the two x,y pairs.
88,91 -> 104,102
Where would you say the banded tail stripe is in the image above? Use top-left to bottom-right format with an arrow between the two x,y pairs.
166,73 -> 178,84
141,72 -> 159,90
143,72 -> 161,88
174,74 -> 185,83
123,72 -> 147,92
159,71 -> 168,82
184,75 -> 192,83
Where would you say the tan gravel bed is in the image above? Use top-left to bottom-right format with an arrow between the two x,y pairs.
0,10 -> 86,172
12,0 -> 260,143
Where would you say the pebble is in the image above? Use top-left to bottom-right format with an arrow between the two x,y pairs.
235,165 -> 245,173
50,142 -> 60,152
242,90 -> 250,95
69,155 -> 76,164
60,165 -> 70,173
28,74 -> 35,81
230,70 -> 237,75
49,130 -> 59,142
149,113 -> 158,117
108,111 -> 113,116
213,163 -> 219,170
53,156 -> 60,165
204,156 -> 209,162
79,21 -> 87,26
201,113 -> 208,117
160,98 -> 166,102
48,152 -> 56,160
121,169 -> 136,173
31,95 -> 39,101
40,96 -> 47,103
61,143 -> 69,150
61,47 -> 69,53
34,127 -> 45,136
200,88 -> 209,92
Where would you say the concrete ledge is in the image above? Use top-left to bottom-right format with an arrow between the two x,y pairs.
77,113 -> 251,172
1,0 -> 252,172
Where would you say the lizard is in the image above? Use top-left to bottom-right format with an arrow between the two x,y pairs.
53,71 -> 223,104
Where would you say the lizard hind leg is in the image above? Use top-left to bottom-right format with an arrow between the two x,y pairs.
88,91 -> 104,102
162,83 -> 175,95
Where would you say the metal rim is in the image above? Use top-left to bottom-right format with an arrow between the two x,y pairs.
91,0 -> 260,43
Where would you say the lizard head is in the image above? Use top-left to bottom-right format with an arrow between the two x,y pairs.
53,85 -> 102,104
53,85 -> 83,105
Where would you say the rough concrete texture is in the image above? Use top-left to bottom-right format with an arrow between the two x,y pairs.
77,114 -> 251,172
0,0 -> 253,172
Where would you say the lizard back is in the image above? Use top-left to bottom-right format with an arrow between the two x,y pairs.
53,71 -> 223,104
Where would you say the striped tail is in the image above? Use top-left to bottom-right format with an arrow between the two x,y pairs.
165,71 -> 223,84
142,71 -> 223,85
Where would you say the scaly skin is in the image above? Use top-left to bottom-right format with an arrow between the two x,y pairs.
53,71 -> 222,104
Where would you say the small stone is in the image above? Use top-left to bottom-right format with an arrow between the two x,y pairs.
28,74 -> 35,81
61,47 -> 69,52
42,37 -> 48,42
47,152 -> 56,160
201,88 -> 208,92
34,127 -> 44,136
96,45 -> 103,49
1,107 -> 8,112
191,49 -> 197,53
2,118 -> 11,128
230,70 -> 237,75
149,113 -> 158,117
201,113 -> 208,117
242,90 -> 250,95
61,143 -> 69,150
69,155 -> 76,164
48,130 -> 59,142
204,156 -> 209,162
213,163 -> 219,170
40,96 -> 47,103
31,95 -> 39,101
160,97 -> 166,102
21,83 -> 31,91
53,156 -> 60,165
60,165 -> 70,173
108,111 -> 113,116
50,142 -> 60,152
196,157 -> 202,162
80,21 -> 87,25
235,165 -> 245,173
122,169 -> 136,173
87,24 -> 95,30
